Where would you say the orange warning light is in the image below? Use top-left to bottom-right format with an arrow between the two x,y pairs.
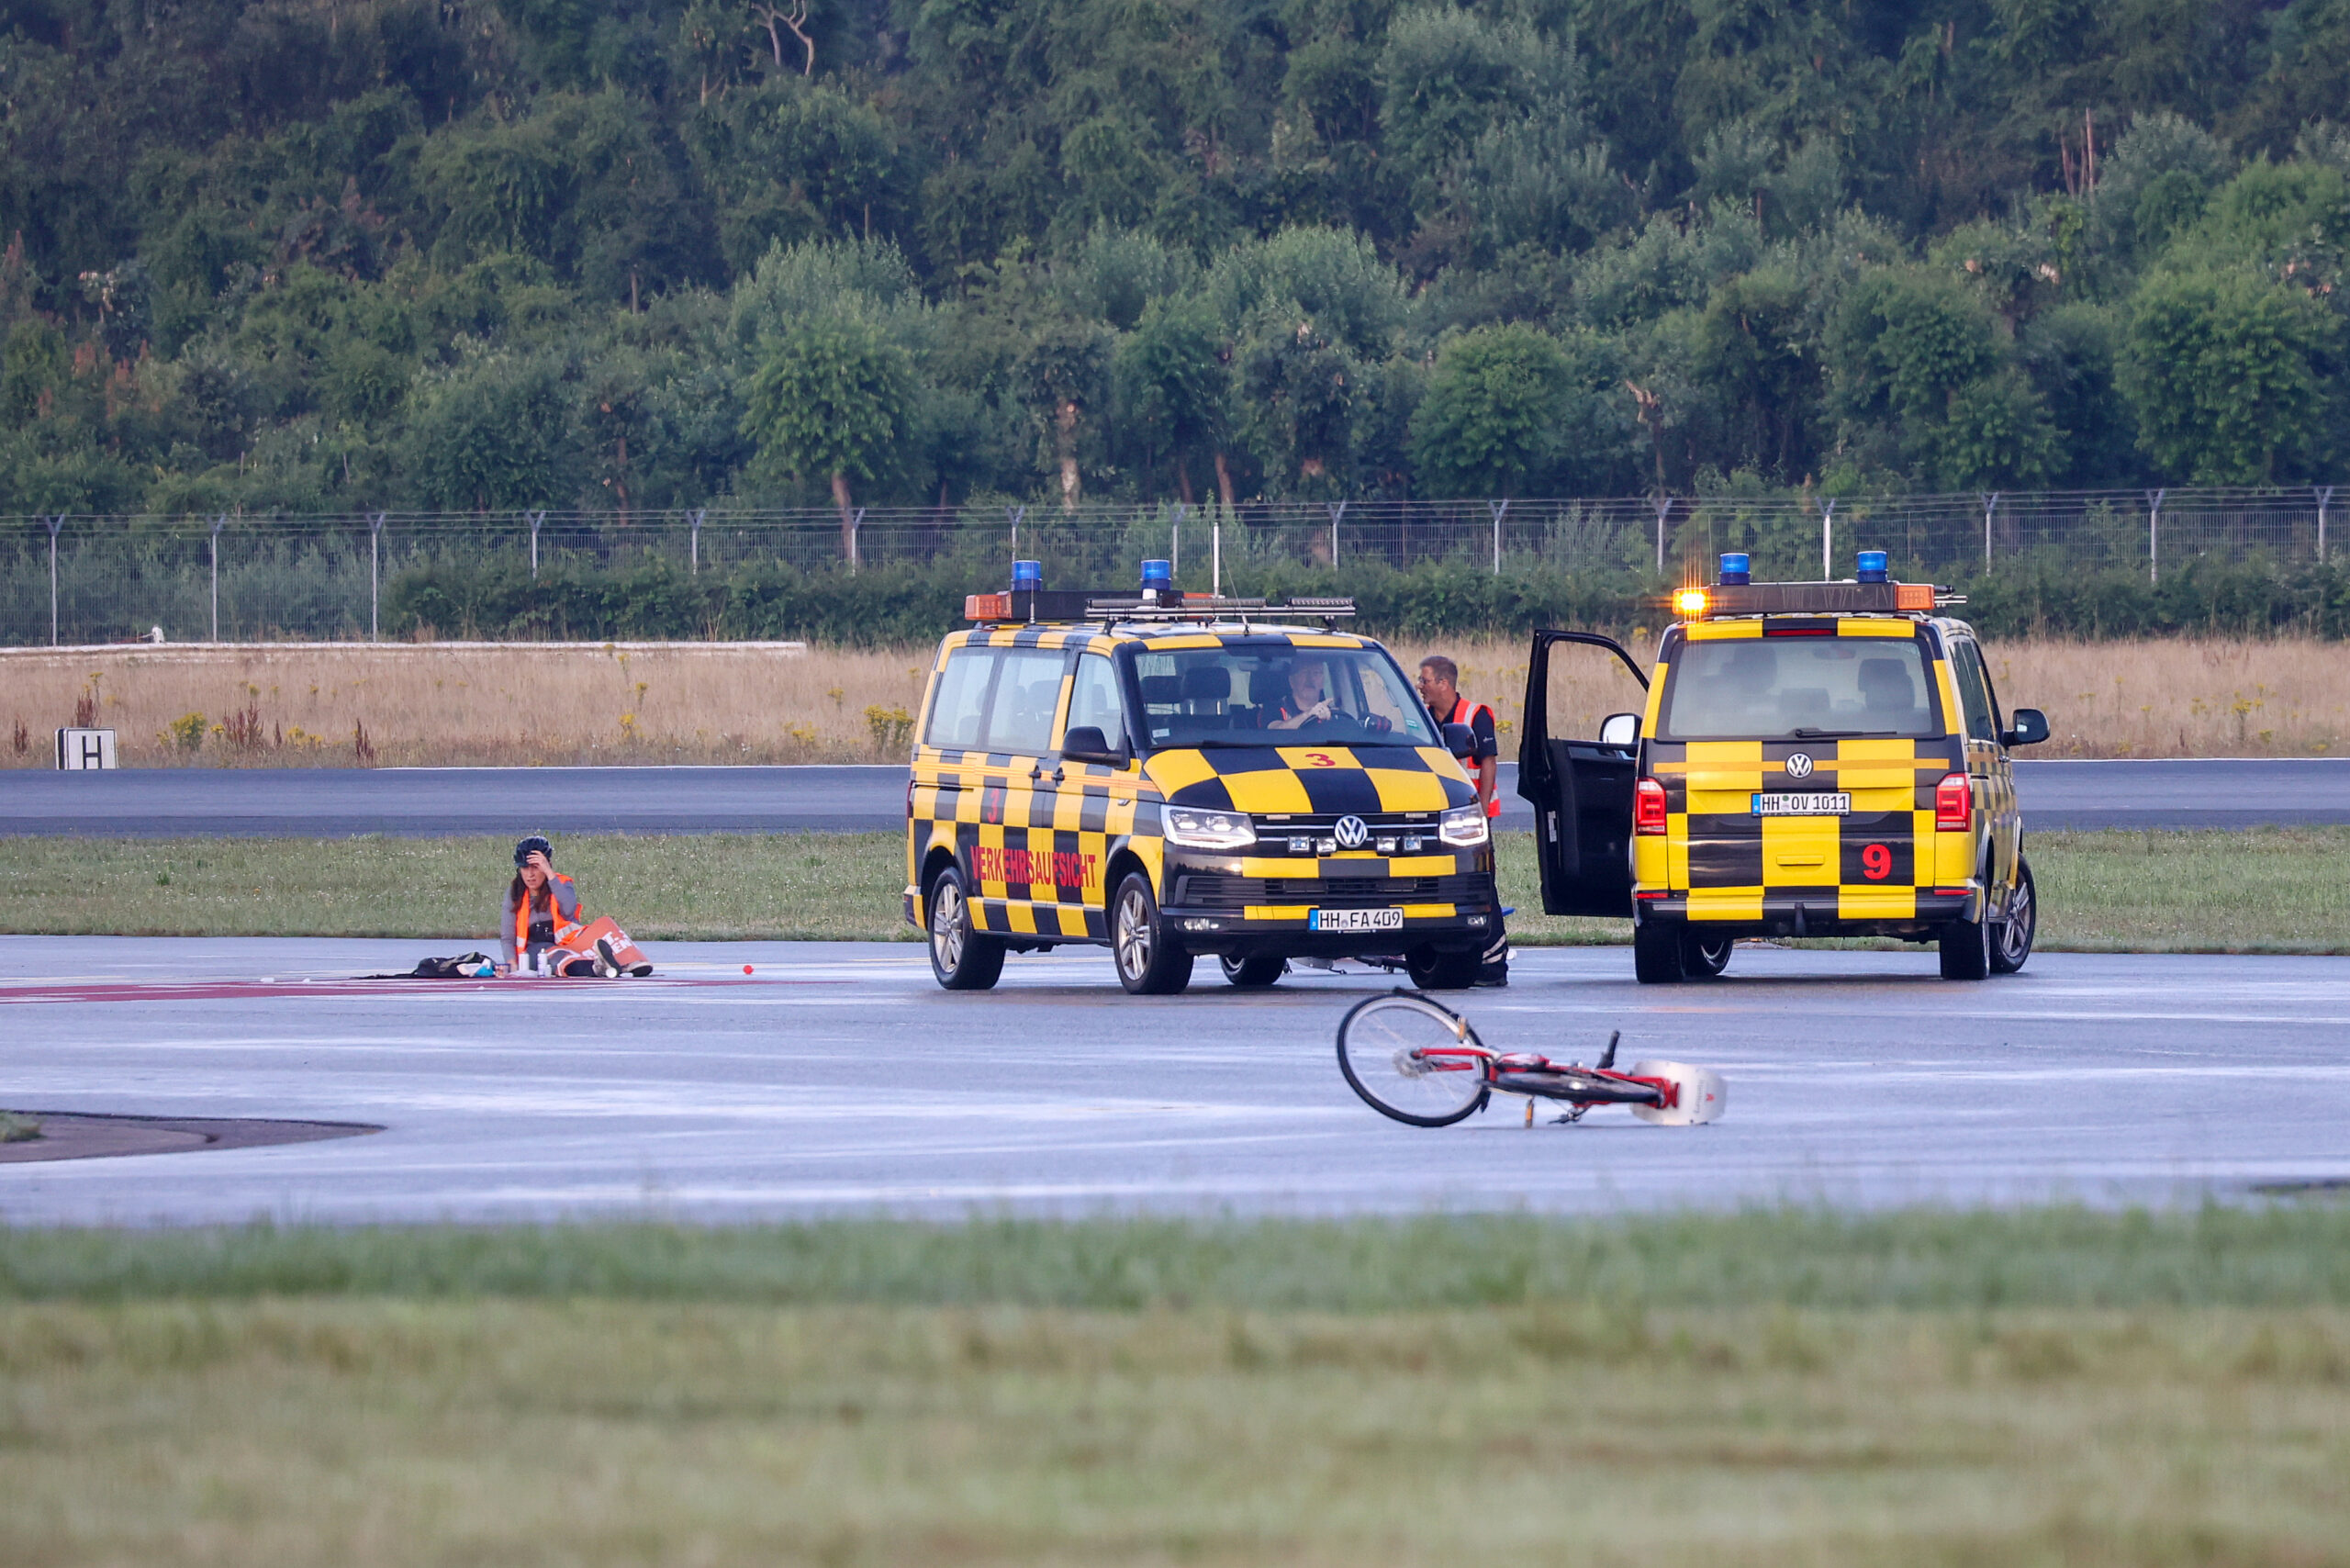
1673,588 -> 1709,617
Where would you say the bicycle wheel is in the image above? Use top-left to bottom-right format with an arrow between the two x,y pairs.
1337,992 -> 1492,1126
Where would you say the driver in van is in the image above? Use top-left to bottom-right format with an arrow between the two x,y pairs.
1264,657 -> 1392,733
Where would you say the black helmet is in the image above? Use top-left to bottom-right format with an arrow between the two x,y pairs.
514,834 -> 554,867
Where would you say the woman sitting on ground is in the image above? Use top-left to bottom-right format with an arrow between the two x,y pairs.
502,835 -> 653,977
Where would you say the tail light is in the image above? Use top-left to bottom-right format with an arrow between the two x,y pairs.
1635,777 -> 1669,835
1934,772 -> 1972,832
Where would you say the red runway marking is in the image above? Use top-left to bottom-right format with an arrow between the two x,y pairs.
0,977 -> 843,1005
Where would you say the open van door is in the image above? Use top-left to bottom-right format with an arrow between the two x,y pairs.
1517,631 -> 1649,918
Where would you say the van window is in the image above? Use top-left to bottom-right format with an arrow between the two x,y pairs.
1065,654 -> 1128,746
1656,636 -> 1941,741
1951,641 -> 1998,743
1128,645 -> 1438,748
981,647 -> 1069,754
923,647 -> 996,750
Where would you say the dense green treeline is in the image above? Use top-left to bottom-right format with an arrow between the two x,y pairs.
10,0 -> 2350,520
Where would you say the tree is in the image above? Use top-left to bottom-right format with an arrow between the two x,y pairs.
1408,324 -> 1573,497
2121,267 -> 2339,483
741,314 -> 914,555
1113,295 -> 1230,503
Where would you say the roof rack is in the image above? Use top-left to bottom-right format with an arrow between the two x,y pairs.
965,588 -> 1357,629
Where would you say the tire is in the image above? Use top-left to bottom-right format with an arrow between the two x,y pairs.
1404,946 -> 1481,991
1112,872 -> 1193,995
1938,888 -> 1993,980
927,868 -> 1006,991
1990,857 -> 2037,975
1220,951 -> 1287,988
1336,992 -> 1491,1127
1633,921 -> 1685,984
1680,929 -> 1733,978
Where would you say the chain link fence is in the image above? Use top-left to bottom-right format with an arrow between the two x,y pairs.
2,487 -> 2340,644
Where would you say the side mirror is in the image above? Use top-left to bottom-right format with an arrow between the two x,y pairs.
1060,725 -> 1129,766
1440,722 -> 1475,759
1598,711 -> 1641,747
2000,708 -> 2049,747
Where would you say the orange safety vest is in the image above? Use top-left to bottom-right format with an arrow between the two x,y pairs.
516,873 -> 586,958
1444,696 -> 1504,818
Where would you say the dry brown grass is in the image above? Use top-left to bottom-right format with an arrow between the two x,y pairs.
3,635 -> 2345,767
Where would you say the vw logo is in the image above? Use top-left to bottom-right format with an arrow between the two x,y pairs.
1785,753 -> 1815,779
1333,815 -> 1370,848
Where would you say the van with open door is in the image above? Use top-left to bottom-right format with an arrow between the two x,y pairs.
1516,553 -> 2049,982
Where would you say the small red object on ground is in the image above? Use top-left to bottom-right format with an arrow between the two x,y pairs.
744,964 -> 754,974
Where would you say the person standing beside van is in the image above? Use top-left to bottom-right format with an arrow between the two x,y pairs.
1416,655 -> 1508,987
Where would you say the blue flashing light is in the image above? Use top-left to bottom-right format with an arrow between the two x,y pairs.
1718,553 -> 1751,586
1855,550 -> 1888,583
1011,559 -> 1043,590
1140,558 -> 1172,591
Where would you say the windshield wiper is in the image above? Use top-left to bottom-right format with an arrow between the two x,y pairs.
1788,727 -> 1900,738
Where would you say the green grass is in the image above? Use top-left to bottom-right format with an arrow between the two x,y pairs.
5,1207 -> 2350,1309
0,1111 -> 37,1143
4,827 -> 2349,951
4,1214 -> 2350,1567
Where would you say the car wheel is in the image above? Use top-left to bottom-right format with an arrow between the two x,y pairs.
1937,888 -> 1993,980
1404,946 -> 1481,990
1633,922 -> 1685,984
1990,857 -> 2036,974
1112,872 -> 1193,995
927,868 -> 1006,991
1680,929 -> 1733,978
1220,951 -> 1287,988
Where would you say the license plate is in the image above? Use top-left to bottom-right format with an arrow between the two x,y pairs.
1751,792 -> 1851,816
1309,907 -> 1404,932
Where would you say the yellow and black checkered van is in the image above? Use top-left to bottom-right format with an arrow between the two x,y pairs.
1516,555 -> 2049,982
905,590 -> 1499,994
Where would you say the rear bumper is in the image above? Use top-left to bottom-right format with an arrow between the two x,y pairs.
1634,882 -> 1982,935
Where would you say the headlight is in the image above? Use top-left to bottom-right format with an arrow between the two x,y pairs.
1439,802 -> 1489,847
1164,807 -> 1256,849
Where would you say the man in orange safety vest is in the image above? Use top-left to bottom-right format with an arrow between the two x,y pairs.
1416,655 -> 1508,987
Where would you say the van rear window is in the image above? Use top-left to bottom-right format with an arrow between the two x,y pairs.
1658,637 -> 1940,741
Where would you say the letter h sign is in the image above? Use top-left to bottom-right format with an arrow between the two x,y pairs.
56,728 -> 117,769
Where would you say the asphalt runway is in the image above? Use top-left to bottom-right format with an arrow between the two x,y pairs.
4,937 -> 2344,1226
3,757 -> 2346,836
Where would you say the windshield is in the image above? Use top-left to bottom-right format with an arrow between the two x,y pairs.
1132,644 -> 1437,749
1658,634 -> 1942,741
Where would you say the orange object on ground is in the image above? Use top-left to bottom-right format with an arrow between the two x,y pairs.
559,916 -> 649,973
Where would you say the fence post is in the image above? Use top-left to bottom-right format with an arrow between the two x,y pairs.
849,507 -> 866,572
368,511 -> 386,642
529,510 -> 545,578
210,514 -> 227,642
1819,498 -> 1834,580
2147,488 -> 2163,585
1170,502 -> 1185,582
1213,510 -> 1222,597
1007,504 -> 1024,561
1982,492 -> 1998,567
1654,495 -> 1671,572
1327,500 -> 1346,569
2319,487 -> 2333,565
45,514 -> 64,646
1488,498 -> 1508,574
689,508 -> 705,576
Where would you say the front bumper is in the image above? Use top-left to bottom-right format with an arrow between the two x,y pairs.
1161,846 -> 1500,956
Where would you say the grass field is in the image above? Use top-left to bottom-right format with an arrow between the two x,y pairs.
3,1211 -> 2347,1567
6,634 -> 2347,767
3,826 -> 2347,952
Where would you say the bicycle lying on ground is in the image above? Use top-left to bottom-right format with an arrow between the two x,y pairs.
1336,991 -> 1727,1128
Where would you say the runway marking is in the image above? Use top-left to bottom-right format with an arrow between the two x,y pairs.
0,977 -> 847,1005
